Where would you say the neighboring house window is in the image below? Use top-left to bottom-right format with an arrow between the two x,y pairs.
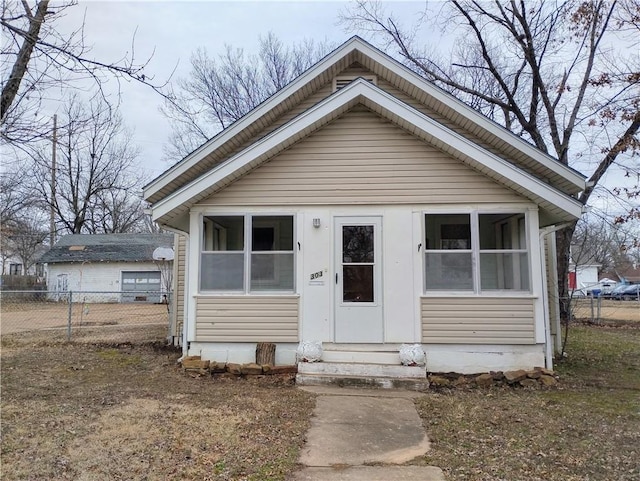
201,215 -> 294,293
9,263 -> 22,275
424,212 -> 529,293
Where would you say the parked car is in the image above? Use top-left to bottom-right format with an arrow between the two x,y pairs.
612,284 -> 640,301
605,284 -> 630,300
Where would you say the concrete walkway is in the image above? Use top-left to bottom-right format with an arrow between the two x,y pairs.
290,386 -> 445,481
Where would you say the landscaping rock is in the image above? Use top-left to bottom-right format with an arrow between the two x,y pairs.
428,375 -> 451,388
182,357 -> 210,370
241,363 -> 263,375
491,371 -> 505,381
210,361 -> 226,374
261,364 -> 272,374
475,373 -> 494,387
539,374 -> 558,387
226,363 -> 242,375
526,370 -> 542,379
520,378 -> 539,388
504,370 -> 528,383
269,365 -> 298,375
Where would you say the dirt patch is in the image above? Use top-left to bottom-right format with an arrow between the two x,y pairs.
0,330 -> 315,481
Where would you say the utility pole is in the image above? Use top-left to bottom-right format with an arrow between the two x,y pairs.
50,114 -> 57,247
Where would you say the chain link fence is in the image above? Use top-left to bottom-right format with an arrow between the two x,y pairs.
0,290 -> 172,342
567,295 -> 640,325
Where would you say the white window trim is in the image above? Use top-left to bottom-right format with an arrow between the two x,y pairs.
423,209 -> 532,295
199,213 -> 297,295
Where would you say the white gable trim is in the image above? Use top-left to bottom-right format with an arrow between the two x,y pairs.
145,37 -> 584,201
152,79 -> 583,223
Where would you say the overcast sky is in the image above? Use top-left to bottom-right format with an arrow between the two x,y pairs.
49,1 -> 435,182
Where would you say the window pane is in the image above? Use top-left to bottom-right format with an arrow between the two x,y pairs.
480,253 -> 529,290
425,252 -> 473,290
343,265 -> 374,302
479,214 -> 523,249
252,216 -> 293,251
201,253 -> 244,290
425,214 -> 471,250
203,216 -> 244,251
343,226 -> 374,263
250,253 -> 294,291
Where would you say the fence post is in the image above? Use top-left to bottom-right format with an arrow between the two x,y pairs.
67,291 -> 73,341
590,296 -> 595,323
596,296 -> 602,324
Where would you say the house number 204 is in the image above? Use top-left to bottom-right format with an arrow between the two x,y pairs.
310,271 -> 323,280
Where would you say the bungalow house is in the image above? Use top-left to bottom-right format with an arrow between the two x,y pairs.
39,233 -> 175,304
144,37 -> 586,377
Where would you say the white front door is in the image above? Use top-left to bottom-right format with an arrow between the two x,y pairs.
334,216 -> 383,343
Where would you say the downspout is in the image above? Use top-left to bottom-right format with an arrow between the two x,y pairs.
158,224 -> 190,360
539,221 -> 574,370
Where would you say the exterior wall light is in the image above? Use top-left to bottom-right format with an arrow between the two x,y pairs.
313,218 -> 321,228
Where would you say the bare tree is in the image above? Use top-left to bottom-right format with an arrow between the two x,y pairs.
26,95 -> 144,235
161,33 -> 332,160
342,0 -> 640,320
1,0 -> 169,147
85,189 -> 147,234
3,216 -> 48,274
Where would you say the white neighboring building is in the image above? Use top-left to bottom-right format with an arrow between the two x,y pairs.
568,263 -> 601,296
39,233 -> 174,303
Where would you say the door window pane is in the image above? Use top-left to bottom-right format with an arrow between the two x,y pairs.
342,226 -> 374,263
343,265 -> 374,302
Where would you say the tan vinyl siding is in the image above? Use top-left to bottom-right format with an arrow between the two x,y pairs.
195,296 -> 299,342
421,297 -> 536,344
173,234 -> 187,340
200,107 -> 525,206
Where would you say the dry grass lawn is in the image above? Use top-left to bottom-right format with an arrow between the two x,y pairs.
2,315 -> 638,480
412,323 -> 640,481
1,326 -> 314,480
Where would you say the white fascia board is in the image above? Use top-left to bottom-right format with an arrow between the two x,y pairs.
352,42 -> 586,191
144,37 -> 365,200
152,79 -> 583,222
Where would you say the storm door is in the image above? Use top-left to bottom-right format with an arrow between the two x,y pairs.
334,216 -> 383,342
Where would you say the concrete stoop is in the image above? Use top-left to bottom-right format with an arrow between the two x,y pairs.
296,362 -> 429,391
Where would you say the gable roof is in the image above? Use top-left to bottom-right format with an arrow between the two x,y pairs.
39,233 -> 174,264
151,78 -> 584,226
144,36 -> 585,206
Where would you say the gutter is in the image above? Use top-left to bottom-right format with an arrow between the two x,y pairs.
539,221 -> 574,370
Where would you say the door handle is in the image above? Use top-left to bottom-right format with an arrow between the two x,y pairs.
335,273 -> 338,284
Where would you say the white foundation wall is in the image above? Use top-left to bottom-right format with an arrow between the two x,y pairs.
190,342 -> 299,365
424,344 -> 546,374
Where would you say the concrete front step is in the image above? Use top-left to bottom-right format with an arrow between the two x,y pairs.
298,361 -> 426,379
296,362 -> 429,391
